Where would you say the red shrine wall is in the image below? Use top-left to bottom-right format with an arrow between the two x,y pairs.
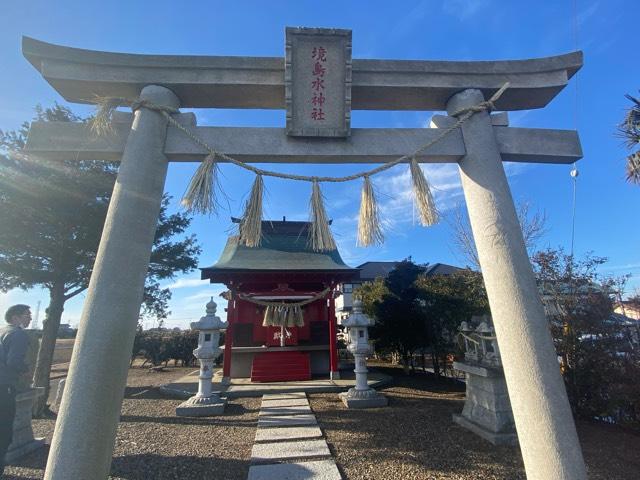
233,298 -> 328,347
224,279 -> 336,378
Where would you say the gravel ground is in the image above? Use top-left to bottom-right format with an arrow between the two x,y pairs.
4,367 -> 260,480
309,366 -> 640,480
5,365 -> 639,479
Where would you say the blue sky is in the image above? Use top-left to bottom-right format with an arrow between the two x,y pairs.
1,0 -> 638,329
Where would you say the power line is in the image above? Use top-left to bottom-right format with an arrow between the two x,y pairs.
569,0 -> 580,258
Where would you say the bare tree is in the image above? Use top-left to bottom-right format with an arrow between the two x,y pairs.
450,201 -> 547,270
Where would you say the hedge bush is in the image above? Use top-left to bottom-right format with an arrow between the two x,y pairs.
131,329 -> 225,368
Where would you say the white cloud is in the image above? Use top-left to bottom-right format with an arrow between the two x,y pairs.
577,1 -> 599,26
185,288 -> 227,302
443,0 -> 488,21
503,162 -> 529,178
163,277 -> 207,289
508,110 -> 532,126
388,1 -> 431,40
375,163 -> 463,228
368,155 -> 528,233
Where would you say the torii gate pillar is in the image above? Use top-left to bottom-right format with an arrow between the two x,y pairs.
44,85 -> 180,480
447,89 -> 587,480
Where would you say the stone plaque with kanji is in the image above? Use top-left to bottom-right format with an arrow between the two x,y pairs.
285,27 -> 352,137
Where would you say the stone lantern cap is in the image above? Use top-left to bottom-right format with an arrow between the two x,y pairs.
190,297 -> 228,331
342,299 -> 372,327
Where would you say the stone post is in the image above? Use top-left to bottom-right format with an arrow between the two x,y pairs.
5,387 -> 45,462
446,89 -> 586,479
339,299 -> 387,408
44,85 -> 180,480
221,295 -> 234,385
176,298 -> 228,416
328,292 -> 340,380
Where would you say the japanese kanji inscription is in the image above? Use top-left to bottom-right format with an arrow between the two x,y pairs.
285,27 -> 352,137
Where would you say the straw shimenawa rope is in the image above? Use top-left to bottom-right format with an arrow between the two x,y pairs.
261,304 -> 304,328
238,287 -> 332,327
238,174 -> 264,248
357,176 -> 384,247
309,180 -> 337,251
90,82 -> 509,185
181,153 -> 221,214
409,157 -> 439,226
89,83 -> 510,248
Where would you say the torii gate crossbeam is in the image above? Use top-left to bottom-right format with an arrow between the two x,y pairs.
22,36 -> 587,480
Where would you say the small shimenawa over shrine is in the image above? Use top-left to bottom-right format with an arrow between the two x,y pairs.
201,218 -> 357,382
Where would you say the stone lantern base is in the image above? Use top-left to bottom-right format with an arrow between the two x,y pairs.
176,394 -> 227,417
339,387 -> 388,409
5,387 -> 46,462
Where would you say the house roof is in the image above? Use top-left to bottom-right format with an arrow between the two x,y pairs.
425,263 -> 464,276
354,261 -> 463,282
356,261 -> 402,282
201,219 -> 356,278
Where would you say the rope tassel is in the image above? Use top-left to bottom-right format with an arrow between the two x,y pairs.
409,158 -> 439,226
262,305 -> 274,327
240,174 -> 264,247
292,306 -> 304,327
309,180 -> 337,252
90,96 -> 127,137
357,176 -> 384,247
181,153 -> 220,214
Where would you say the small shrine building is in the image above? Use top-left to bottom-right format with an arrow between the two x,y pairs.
201,218 -> 357,382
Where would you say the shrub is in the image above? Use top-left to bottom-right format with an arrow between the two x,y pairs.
132,330 -> 199,367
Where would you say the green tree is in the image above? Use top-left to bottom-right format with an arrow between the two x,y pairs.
619,93 -> 640,184
416,271 -> 489,376
358,260 -> 430,373
0,104 -> 201,414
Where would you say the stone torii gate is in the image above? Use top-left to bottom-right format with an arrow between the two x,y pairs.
22,30 -> 586,480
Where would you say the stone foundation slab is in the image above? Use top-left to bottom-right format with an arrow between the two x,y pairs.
453,414 -> 518,446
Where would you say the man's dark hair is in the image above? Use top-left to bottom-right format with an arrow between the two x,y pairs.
5,304 -> 30,323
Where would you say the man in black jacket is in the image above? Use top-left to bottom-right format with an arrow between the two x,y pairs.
0,304 -> 31,476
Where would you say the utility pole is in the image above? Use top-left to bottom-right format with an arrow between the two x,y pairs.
33,300 -> 41,330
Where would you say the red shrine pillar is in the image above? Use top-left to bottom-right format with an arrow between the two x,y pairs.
328,289 -> 340,380
222,293 -> 235,383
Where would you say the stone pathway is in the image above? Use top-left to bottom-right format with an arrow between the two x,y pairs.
247,393 -> 342,480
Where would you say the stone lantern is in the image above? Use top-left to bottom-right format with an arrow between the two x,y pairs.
452,315 -> 516,445
339,299 -> 387,408
176,297 -> 228,416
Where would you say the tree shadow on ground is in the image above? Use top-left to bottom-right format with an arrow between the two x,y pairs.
119,400 -> 256,428
2,451 -> 251,480
123,386 -> 159,399
5,443 -> 50,470
311,369 -> 526,479
110,454 -> 249,480
373,366 -> 466,393
118,414 -> 257,429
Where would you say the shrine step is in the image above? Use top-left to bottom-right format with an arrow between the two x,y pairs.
251,352 -> 311,382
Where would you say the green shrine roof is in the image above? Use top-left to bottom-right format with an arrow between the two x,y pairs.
201,219 -> 356,277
